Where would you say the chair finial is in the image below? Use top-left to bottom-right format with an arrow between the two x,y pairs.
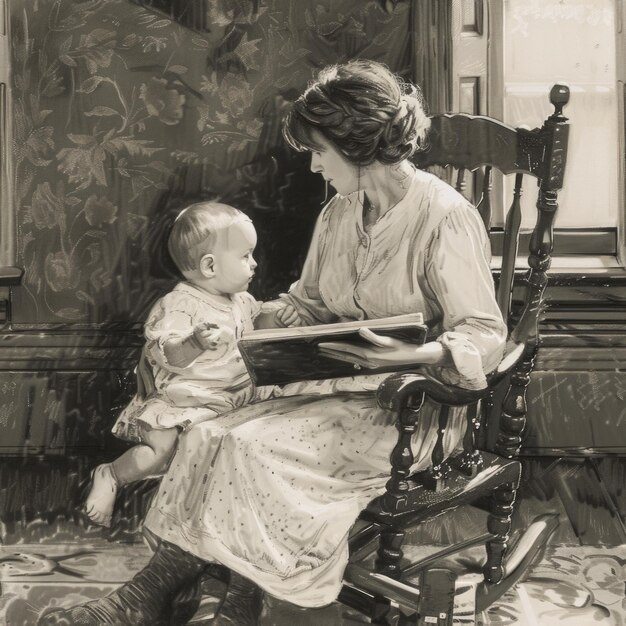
549,84 -> 570,117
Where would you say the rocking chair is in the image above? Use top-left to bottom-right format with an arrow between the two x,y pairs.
339,84 -> 571,624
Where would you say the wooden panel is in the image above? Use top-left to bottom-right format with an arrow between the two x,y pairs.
452,0 -> 487,114
3,328 -> 626,458
0,330 -> 141,369
461,0 -> 483,35
0,330 -> 138,454
523,371 -> 626,452
0,370 -> 135,455
459,77 -> 480,115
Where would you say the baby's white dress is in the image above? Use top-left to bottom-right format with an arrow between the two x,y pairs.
113,283 -> 275,441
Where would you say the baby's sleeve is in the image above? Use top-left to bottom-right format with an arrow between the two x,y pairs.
144,292 -> 198,368
238,291 -> 262,322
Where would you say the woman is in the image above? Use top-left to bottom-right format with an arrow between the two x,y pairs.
39,61 -> 506,625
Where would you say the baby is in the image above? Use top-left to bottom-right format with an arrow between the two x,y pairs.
83,201 -> 295,527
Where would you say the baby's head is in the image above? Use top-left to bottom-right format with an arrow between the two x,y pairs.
168,201 -> 257,297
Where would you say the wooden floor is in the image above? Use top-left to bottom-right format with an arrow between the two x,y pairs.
0,456 -> 625,624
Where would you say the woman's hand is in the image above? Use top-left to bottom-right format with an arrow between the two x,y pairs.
318,328 -> 451,370
276,304 -> 303,327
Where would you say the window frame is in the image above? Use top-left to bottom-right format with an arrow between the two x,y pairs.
486,0 -> 626,271
617,0 -> 626,265
0,0 -> 21,290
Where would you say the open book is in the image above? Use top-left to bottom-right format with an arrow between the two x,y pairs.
238,313 -> 427,386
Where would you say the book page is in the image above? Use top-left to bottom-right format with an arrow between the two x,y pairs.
245,312 -> 424,341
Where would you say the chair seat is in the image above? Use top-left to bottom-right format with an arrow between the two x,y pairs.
362,452 -> 521,528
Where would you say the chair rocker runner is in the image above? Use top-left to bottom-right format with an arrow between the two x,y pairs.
338,84 -> 570,625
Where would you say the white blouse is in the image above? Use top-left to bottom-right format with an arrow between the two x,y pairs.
282,168 -> 507,390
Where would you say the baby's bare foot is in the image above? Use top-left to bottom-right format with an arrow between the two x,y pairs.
83,464 -> 117,527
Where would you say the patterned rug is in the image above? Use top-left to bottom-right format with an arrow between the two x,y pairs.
482,544 -> 626,625
0,540 -> 624,625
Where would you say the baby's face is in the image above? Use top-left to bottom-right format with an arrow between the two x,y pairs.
208,219 -> 258,295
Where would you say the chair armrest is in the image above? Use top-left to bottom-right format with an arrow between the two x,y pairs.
376,342 -> 526,412
376,371 -> 489,412
494,342 -> 525,377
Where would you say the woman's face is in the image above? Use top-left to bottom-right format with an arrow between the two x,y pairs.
308,131 -> 360,197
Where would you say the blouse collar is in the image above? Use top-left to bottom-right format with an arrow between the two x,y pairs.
353,166 -> 421,235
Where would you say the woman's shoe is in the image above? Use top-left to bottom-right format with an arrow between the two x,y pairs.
210,571 -> 264,626
37,540 -> 207,626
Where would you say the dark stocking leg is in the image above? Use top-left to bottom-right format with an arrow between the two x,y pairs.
38,541 -> 206,626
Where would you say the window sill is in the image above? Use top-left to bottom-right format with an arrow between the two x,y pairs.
491,255 -> 626,325
491,254 -> 622,272
491,255 -> 626,285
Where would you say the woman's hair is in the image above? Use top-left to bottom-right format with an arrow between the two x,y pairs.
168,201 -> 250,273
283,60 -> 431,166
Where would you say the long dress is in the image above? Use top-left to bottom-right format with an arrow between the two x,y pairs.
142,168 -> 507,607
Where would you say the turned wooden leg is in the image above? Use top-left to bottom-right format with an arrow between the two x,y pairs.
421,405 -> 451,490
484,481 -> 517,584
382,393 -> 424,513
375,527 -> 405,579
450,402 -> 484,477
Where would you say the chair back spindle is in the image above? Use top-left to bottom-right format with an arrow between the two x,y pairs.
421,406 -> 451,490
411,84 -> 570,476
455,168 -> 467,196
497,173 -> 524,323
476,165 -> 493,230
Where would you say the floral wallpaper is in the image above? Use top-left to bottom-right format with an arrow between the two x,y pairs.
10,0 -> 412,326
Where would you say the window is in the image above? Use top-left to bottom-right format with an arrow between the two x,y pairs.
480,0 -> 626,266
500,0 -> 620,234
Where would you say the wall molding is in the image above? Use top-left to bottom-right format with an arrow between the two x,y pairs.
0,284 -> 624,456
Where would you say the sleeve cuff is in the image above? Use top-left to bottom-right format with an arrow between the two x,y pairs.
431,331 -> 489,391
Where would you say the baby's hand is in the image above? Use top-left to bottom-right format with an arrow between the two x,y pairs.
192,322 -> 233,351
276,304 -> 302,327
